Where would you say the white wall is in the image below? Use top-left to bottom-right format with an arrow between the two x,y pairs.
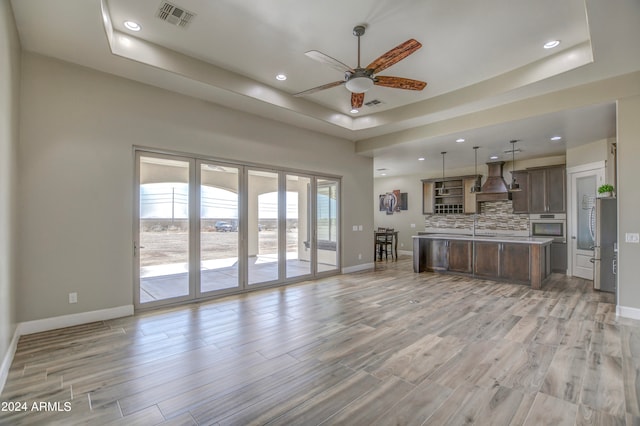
17,53 -> 373,322
566,139 -> 607,169
373,175 -> 425,253
617,94 -> 640,313
0,0 -> 20,384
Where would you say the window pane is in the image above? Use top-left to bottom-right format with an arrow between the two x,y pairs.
286,175 -> 311,278
248,170 -> 279,285
317,178 -> 339,272
576,175 -> 596,250
139,156 -> 190,303
200,164 -> 240,293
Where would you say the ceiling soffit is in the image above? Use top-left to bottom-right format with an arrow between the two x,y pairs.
99,0 -> 594,140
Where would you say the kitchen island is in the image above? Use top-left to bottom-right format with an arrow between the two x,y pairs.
413,234 -> 553,289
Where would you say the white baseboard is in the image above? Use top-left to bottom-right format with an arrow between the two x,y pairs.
617,304 -> 640,321
342,263 -> 375,274
18,305 -> 134,336
0,326 -> 20,395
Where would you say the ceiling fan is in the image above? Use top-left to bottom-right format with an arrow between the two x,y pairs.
293,25 -> 427,110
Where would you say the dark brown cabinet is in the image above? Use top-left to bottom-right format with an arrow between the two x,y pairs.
474,242 -> 500,277
426,239 -> 448,271
546,166 -> 566,212
528,165 -> 566,213
551,242 -> 567,273
448,240 -> 472,273
414,236 -> 552,289
474,242 -> 532,284
500,243 -> 531,282
511,170 -> 529,213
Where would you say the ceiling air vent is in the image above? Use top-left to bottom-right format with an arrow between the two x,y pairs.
157,1 -> 195,28
365,99 -> 383,107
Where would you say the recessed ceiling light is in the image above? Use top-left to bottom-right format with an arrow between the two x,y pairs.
543,40 -> 560,49
124,20 -> 141,31
490,155 -> 499,160
275,74 -> 287,81
550,136 -> 562,141
381,173 -> 387,176
418,157 -> 425,161
456,138 -> 465,143
350,108 -> 359,114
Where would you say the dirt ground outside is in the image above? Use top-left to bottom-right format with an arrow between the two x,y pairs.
139,229 -> 299,267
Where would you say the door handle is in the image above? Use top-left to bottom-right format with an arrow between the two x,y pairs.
133,243 -> 145,256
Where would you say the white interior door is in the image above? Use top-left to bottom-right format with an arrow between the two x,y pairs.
569,166 -> 604,280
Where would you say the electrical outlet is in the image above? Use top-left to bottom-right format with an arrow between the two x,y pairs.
626,233 -> 640,243
410,224 -> 416,228
358,253 -> 362,260
69,292 -> 78,304
352,225 -> 358,231
358,225 -> 363,231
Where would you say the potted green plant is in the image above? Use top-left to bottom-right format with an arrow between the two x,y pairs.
597,184 -> 615,197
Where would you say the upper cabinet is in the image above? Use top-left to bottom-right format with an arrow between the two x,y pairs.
422,181 -> 434,214
508,165 -> 566,214
422,175 -> 481,214
511,170 -> 530,214
527,165 -> 566,213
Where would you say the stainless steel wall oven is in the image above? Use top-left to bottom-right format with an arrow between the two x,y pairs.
530,213 -> 566,243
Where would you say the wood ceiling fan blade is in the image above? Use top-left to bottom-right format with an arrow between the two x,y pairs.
366,39 -> 422,74
304,50 -> 354,74
351,92 -> 365,109
374,76 -> 427,91
293,81 -> 345,97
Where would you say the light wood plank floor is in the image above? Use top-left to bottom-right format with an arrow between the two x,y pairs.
2,257 -> 640,425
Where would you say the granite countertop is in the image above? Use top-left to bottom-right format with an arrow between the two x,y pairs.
413,233 -> 553,245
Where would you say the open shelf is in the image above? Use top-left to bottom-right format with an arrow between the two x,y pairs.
422,175 -> 481,215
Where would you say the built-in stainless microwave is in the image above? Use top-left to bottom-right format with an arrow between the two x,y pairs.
530,213 -> 566,242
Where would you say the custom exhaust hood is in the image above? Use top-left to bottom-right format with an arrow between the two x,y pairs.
476,161 -> 511,202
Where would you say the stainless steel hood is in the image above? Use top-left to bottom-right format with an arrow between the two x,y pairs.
476,161 -> 510,202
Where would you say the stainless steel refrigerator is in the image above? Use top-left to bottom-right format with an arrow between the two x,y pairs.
591,197 -> 617,293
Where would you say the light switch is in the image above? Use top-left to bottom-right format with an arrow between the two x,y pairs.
410,224 -> 416,228
625,233 -> 640,243
352,225 -> 358,231
358,225 -> 363,231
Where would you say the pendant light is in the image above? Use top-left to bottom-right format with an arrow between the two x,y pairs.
509,139 -> 521,191
470,146 -> 482,193
439,151 -> 448,195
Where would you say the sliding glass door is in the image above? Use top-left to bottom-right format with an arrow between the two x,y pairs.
199,162 -> 240,294
136,153 -> 194,306
316,178 -> 339,273
135,150 -> 340,308
248,169 -> 279,286
286,175 -> 312,279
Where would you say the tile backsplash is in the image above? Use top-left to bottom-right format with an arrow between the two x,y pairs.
424,200 -> 529,232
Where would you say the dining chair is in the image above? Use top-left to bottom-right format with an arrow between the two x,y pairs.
376,228 -> 394,260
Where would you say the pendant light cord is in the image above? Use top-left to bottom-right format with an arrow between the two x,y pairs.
472,146 -> 480,193
440,151 -> 447,194
510,140 -> 520,191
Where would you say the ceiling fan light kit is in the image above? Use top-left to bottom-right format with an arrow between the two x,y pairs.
345,74 -> 375,93
294,25 -> 427,110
